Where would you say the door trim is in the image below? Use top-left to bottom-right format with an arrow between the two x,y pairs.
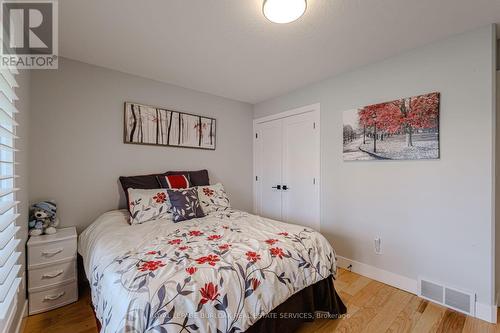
253,103 -> 321,230
253,103 -> 321,125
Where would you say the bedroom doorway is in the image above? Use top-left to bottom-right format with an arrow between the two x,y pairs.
253,103 -> 320,231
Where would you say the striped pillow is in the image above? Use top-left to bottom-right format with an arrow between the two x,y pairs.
157,174 -> 190,189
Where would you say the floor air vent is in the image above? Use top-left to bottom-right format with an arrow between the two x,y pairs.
418,277 -> 475,316
420,279 -> 443,303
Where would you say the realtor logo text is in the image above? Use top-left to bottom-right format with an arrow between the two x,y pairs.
1,0 -> 58,69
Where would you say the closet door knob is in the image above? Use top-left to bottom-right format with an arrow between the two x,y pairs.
272,185 -> 281,190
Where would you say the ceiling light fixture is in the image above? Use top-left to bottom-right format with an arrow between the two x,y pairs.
262,0 -> 307,24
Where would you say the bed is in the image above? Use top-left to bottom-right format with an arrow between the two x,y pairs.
78,209 -> 346,333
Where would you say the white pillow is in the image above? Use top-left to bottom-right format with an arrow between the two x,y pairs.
127,188 -> 172,225
197,183 -> 231,214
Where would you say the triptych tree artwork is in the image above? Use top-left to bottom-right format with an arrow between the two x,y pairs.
124,102 -> 216,150
343,92 -> 439,161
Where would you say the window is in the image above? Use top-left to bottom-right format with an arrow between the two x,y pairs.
0,67 -> 21,330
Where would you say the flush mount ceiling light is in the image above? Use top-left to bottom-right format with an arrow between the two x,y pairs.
263,0 -> 307,24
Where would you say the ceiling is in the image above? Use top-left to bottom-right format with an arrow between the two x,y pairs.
60,0 -> 500,104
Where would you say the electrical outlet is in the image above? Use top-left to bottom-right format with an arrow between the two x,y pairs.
374,237 -> 382,254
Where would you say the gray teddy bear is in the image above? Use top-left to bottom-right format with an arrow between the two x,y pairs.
29,201 -> 59,236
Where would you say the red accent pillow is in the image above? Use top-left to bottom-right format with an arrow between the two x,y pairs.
158,174 -> 190,189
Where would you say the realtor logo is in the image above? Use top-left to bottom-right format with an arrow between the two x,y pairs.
0,0 -> 58,69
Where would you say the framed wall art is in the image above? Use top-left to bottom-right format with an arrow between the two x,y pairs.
124,102 -> 216,150
343,92 -> 439,161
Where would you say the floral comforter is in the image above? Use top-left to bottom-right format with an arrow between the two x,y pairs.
78,209 -> 338,333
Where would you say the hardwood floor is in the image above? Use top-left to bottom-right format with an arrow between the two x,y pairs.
23,287 -> 97,333
23,269 -> 500,333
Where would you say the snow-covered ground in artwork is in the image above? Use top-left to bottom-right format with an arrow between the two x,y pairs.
343,133 -> 439,161
343,137 -> 376,161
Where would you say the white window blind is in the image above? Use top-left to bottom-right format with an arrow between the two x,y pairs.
0,67 -> 21,332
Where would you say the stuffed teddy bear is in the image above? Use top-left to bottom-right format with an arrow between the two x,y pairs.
29,201 -> 59,236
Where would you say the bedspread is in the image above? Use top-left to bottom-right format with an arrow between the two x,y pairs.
78,210 -> 338,333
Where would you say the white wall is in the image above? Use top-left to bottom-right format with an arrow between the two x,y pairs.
10,70 -> 31,333
30,58 -> 254,232
254,26 -> 496,309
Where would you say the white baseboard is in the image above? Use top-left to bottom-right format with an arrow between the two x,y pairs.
337,256 -> 417,294
13,300 -> 27,333
336,255 -> 497,323
475,302 -> 497,324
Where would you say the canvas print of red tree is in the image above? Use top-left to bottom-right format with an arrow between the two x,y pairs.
343,92 -> 439,161
124,102 -> 216,150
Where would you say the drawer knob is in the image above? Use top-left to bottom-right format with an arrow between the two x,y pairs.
42,270 -> 64,279
44,292 -> 65,301
41,248 -> 63,257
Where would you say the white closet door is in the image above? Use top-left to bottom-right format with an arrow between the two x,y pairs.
255,119 -> 283,220
282,112 -> 320,230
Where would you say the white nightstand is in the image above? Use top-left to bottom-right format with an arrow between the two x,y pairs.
27,227 -> 78,315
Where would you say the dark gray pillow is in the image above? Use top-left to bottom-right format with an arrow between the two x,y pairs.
119,173 -> 164,203
167,188 -> 205,222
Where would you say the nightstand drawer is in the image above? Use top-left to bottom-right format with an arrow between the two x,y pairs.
28,281 -> 78,315
28,238 -> 77,268
28,259 -> 76,291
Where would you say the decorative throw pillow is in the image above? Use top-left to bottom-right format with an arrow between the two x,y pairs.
128,188 -> 172,225
167,188 -> 205,222
197,183 -> 231,214
119,172 -> 164,203
185,170 -> 210,186
166,170 -> 210,186
157,174 -> 190,189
